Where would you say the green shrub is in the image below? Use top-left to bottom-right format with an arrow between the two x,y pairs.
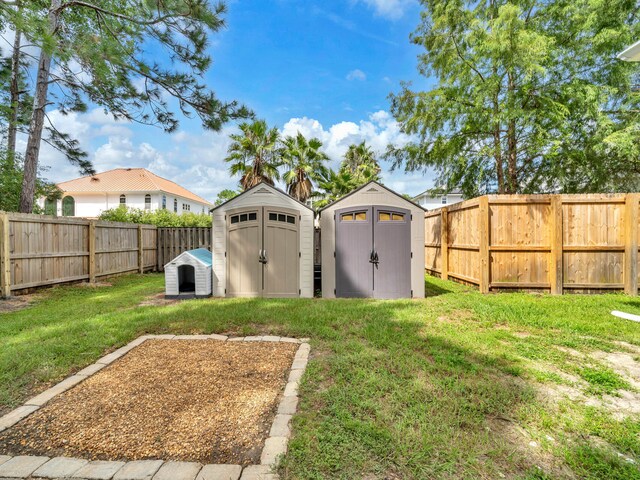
99,206 -> 211,227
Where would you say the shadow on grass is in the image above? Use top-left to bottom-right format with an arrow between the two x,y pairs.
2,275 -> 637,479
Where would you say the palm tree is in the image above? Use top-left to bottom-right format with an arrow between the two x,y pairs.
281,132 -> 329,202
311,168 -> 357,209
341,141 -> 381,183
225,120 -> 281,190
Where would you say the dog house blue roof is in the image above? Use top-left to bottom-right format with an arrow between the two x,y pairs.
184,248 -> 212,266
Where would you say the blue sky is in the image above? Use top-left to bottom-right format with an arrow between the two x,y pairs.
30,0 -> 437,202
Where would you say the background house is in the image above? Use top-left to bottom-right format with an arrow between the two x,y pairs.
412,188 -> 464,210
40,168 -> 213,218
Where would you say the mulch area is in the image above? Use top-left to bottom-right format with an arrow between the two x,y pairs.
0,339 -> 297,465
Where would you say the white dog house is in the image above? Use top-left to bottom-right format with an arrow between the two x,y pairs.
211,183 -> 314,298
165,248 -> 212,298
319,181 -> 426,299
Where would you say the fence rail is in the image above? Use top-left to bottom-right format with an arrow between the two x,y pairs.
425,193 -> 640,294
0,212 -> 158,295
0,213 -> 215,295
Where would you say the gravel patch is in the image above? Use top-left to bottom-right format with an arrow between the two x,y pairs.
0,340 -> 297,465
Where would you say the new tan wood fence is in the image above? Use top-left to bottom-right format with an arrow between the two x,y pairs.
0,213 -> 158,295
425,194 -> 640,294
156,227 -> 211,271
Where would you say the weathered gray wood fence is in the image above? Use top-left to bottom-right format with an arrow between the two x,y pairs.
0,213 -> 158,295
156,227 -> 211,271
0,213 -> 213,295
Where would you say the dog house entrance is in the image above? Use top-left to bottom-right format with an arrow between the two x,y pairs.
178,264 -> 196,293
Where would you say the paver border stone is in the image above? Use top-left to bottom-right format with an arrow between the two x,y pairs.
0,333 -> 310,480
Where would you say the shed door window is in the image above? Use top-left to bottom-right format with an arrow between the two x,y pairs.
230,211 -> 257,224
269,212 -> 296,224
378,212 -> 405,222
173,199 -> 178,212
145,194 -> 151,210
119,194 -> 126,205
340,211 -> 367,222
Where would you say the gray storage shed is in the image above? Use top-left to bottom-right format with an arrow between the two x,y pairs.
211,183 -> 314,298
164,248 -> 212,298
319,181 -> 425,299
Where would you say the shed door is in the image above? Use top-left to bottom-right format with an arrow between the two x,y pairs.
373,206 -> 411,299
335,207 -> 373,297
335,205 -> 412,299
263,209 -> 300,298
227,209 -> 262,297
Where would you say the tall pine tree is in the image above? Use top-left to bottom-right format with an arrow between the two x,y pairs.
0,1 -> 251,212
388,0 -> 639,196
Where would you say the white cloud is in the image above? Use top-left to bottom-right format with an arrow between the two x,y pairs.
346,69 -> 367,81
280,109 -> 412,168
356,0 -> 416,20
33,106 -> 432,202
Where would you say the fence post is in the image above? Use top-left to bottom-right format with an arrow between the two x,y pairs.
624,193 -> 639,296
88,220 -> 96,283
0,213 -> 11,297
549,196 -> 563,295
138,224 -> 144,274
479,196 -> 490,293
440,207 -> 448,281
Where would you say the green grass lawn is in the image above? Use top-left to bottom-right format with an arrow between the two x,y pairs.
2,274 -> 640,479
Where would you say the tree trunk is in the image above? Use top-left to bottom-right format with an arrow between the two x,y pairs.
494,127 -> 505,194
507,119 -> 517,193
19,0 -> 60,213
506,70 -> 518,194
7,2 -> 22,167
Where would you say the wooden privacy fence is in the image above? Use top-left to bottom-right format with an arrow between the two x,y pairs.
425,193 -> 640,295
0,212 -> 157,295
156,227 -> 211,271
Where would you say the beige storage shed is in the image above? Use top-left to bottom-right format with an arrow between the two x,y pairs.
211,183 -> 314,298
319,181 -> 425,299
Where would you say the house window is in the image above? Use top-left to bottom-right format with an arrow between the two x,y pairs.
441,196 -> 447,205
202,207 -> 205,213
182,203 -> 191,211
173,199 -> 178,213
44,198 -> 57,216
162,195 -> 166,209
62,196 -> 75,216
145,194 -> 151,210
120,194 -> 126,205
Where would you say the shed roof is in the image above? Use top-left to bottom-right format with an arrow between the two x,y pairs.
319,181 -> 426,213
210,181 -> 313,212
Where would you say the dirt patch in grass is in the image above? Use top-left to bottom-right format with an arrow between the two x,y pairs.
487,416 -> 577,479
0,339 -> 297,464
0,294 -> 40,313
436,309 -> 476,325
539,345 -> 640,418
137,292 -> 179,307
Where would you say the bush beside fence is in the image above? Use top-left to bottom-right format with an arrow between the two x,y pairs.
425,193 -> 640,294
